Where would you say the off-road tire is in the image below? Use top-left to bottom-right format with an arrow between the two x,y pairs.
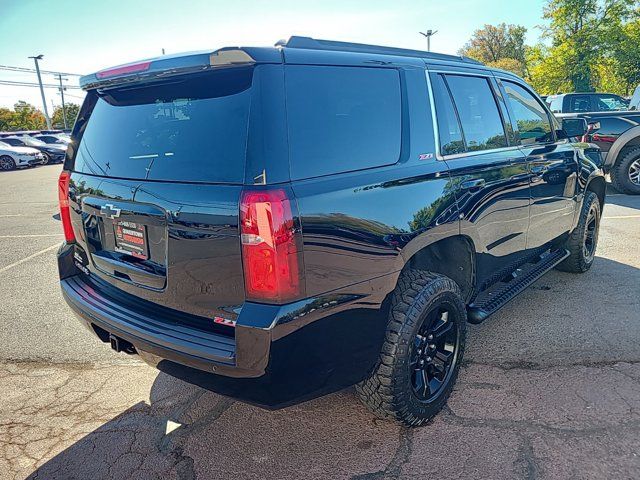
356,270 -> 467,427
557,191 -> 601,273
610,146 -> 640,195
0,155 -> 16,171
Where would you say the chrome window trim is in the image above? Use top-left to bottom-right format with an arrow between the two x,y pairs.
425,68 -> 518,162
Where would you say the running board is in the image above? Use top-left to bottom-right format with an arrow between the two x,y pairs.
467,248 -> 569,324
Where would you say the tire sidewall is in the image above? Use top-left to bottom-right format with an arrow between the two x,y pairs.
613,149 -> 640,195
392,280 -> 467,423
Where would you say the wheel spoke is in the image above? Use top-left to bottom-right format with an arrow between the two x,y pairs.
413,368 -> 429,398
433,321 -> 453,340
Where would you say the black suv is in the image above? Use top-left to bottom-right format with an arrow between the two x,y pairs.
58,37 -> 605,426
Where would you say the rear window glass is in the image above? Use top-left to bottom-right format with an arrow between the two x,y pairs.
285,65 -> 401,180
73,68 -> 253,183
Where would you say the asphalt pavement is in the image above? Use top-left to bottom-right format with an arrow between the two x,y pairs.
1,164 -> 639,479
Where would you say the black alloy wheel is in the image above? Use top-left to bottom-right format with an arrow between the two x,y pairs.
410,303 -> 460,402
582,201 -> 599,264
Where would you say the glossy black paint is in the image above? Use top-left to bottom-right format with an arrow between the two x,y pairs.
58,41 -> 606,409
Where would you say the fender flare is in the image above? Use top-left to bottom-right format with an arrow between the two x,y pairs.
604,125 -> 640,168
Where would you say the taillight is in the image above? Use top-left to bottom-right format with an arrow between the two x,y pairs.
240,188 -> 304,303
58,171 -> 75,243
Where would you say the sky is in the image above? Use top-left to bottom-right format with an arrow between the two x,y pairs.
0,0 -> 549,110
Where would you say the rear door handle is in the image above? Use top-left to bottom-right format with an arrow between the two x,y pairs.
459,178 -> 486,191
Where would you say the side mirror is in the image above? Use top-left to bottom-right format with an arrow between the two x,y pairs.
560,118 -> 588,138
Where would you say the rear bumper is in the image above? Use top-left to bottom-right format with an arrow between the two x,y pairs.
58,243 -> 395,408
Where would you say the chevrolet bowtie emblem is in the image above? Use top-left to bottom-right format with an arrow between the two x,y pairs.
100,204 -> 121,219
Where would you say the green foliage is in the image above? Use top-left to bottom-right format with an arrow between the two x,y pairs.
0,102 -> 47,131
459,23 -> 528,65
52,103 -> 80,129
461,1 -> 640,96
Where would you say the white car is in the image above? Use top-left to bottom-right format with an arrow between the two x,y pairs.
0,141 -> 45,171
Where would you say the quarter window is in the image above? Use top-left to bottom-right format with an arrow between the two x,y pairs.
285,65 -> 402,180
444,75 -> 508,152
502,81 -> 553,145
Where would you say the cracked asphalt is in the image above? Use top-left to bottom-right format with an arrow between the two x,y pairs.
1,165 -> 639,480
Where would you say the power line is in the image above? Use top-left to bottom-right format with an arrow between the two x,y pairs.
0,79 -> 82,89
0,65 -> 83,76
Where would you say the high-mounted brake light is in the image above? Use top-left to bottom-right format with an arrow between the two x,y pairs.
96,61 -> 151,79
240,189 -> 303,303
58,171 -> 75,243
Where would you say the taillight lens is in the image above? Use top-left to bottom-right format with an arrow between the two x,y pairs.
240,188 -> 303,303
58,171 -> 75,243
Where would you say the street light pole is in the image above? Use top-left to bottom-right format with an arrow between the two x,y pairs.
55,73 -> 68,129
28,55 -> 52,130
419,30 -> 439,52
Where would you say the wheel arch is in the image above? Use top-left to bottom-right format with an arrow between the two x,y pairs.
585,175 -> 606,209
605,126 -> 640,169
398,235 -> 476,303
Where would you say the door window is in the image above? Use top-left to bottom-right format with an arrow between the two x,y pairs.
444,75 -> 507,152
502,81 -> 553,145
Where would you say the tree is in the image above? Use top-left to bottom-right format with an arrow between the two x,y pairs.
11,101 -> 46,130
52,103 -> 80,129
542,0 -> 636,92
459,23 -> 528,65
611,18 -> 640,94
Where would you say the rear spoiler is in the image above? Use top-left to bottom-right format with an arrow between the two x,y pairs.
80,47 -> 281,91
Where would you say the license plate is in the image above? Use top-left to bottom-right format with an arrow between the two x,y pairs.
113,220 -> 148,260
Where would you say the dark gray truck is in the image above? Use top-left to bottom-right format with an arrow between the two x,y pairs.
547,92 -> 640,194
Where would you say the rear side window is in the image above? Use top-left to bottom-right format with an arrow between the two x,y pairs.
569,95 -> 591,112
431,74 -> 465,155
444,75 -> 507,152
73,68 -> 253,183
502,81 -> 553,145
285,66 -> 401,179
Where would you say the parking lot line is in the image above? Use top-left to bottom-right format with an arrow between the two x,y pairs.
0,234 -> 62,238
603,214 -> 640,219
0,244 -> 59,274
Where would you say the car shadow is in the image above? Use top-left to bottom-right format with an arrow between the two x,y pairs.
26,373 -> 402,479
605,185 -> 640,209
26,255 -> 640,479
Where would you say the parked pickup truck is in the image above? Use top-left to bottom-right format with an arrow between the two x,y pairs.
58,37 -> 606,426
546,92 -> 640,194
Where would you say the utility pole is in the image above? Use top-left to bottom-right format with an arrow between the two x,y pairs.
28,55 -> 52,129
419,30 -> 438,52
55,73 -> 68,129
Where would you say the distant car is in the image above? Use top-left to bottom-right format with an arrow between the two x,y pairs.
0,140 -> 45,170
2,136 -> 67,165
34,134 -> 71,146
547,92 -> 629,114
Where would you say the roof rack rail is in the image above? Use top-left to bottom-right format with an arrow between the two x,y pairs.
276,36 -> 483,65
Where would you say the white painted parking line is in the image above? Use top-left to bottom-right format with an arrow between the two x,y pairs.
0,214 -> 23,217
603,215 -> 640,219
0,234 -> 62,238
0,244 -> 59,274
